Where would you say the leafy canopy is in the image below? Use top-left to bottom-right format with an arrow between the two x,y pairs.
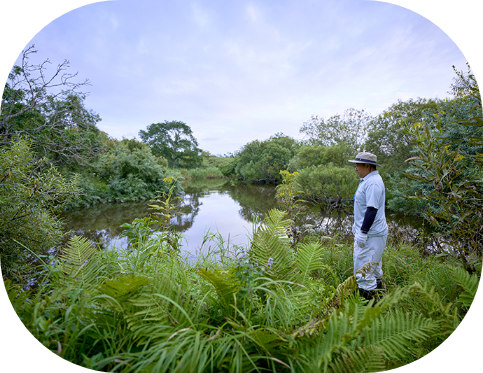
300,108 -> 372,150
139,120 -> 202,168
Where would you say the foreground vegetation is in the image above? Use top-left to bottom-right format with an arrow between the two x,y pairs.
6,206 -> 480,372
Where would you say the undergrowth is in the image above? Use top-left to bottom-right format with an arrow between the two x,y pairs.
5,207 -> 480,372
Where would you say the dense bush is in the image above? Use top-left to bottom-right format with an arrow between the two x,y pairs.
296,164 -> 359,210
0,139 -> 79,281
231,134 -> 298,183
66,140 -> 177,208
404,115 -> 483,271
288,143 -> 354,171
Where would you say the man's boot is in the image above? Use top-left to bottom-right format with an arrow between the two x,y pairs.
376,278 -> 384,290
358,288 -> 374,302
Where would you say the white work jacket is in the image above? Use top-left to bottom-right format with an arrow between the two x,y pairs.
352,170 -> 388,237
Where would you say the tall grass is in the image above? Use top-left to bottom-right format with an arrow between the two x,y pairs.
176,167 -> 225,181
5,209 -> 480,372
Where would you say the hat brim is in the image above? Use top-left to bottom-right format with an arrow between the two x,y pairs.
348,159 -> 382,167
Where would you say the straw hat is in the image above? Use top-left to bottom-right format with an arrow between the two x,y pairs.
348,152 -> 381,167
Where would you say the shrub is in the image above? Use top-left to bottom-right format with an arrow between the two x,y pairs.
296,163 -> 359,210
93,142 -> 177,202
0,139 -> 79,282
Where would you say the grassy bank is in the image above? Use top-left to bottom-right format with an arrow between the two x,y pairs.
174,166 -> 225,182
6,208 -> 479,373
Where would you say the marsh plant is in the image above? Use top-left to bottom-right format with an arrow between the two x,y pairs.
6,204 -> 479,372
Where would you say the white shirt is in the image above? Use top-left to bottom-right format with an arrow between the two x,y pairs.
352,170 -> 388,237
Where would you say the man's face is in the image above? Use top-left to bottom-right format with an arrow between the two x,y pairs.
355,163 -> 371,178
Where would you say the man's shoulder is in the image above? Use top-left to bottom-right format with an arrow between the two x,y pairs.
363,172 -> 385,188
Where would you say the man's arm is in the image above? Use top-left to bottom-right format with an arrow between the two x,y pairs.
361,206 -> 378,234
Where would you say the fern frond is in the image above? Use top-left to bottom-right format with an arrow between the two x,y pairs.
198,268 -> 240,315
128,293 -> 197,343
300,309 -> 360,372
250,209 -> 299,282
336,276 -> 358,301
328,345 -> 386,373
246,328 -> 283,353
362,310 -> 439,359
450,267 -> 479,308
97,274 -> 150,303
5,279 -> 33,317
295,242 -> 325,284
58,235 -> 100,289
410,281 -> 460,336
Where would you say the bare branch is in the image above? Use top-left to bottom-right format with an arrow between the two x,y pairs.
1,45 -> 100,165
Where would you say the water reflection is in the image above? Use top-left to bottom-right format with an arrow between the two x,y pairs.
60,181 -> 430,254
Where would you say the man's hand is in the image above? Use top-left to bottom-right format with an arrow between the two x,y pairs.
355,231 -> 367,247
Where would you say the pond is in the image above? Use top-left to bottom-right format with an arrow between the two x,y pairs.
60,180 -> 430,256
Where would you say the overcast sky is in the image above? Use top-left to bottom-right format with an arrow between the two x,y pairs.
6,0 -> 469,155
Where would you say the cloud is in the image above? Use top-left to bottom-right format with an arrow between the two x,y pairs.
21,0 -> 466,156
246,3 -> 261,23
191,2 -> 212,29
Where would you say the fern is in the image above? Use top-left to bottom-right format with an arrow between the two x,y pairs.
298,282 -> 443,372
97,274 -> 150,306
328,345 -> 386,373
58,235 -> 100,289
250,209 -> 299,282
410,281 -> 460,337
128,293 -> 198,343
295,242 -> 325,284
198,268 -> 240,316
450,266 -> 479,308
304,310 -> 360,372
5,279 -> 34,322
361,310 -> 440,359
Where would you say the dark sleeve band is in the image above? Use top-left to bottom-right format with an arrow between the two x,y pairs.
361,206 -> 378,233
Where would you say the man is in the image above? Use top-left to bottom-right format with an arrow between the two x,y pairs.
348,152 -> 388,301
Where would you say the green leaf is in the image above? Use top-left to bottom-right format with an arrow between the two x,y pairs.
198,268 -> 240,314
295,242 -> 325,284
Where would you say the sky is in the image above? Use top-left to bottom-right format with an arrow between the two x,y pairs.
3,0 -> 471,156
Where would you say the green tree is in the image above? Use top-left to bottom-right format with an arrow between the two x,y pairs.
95,140 -> 174,201
300,108 -> 372,150
404,64 -> 483,272
139,120 -> 202,168
296,164 -> 359,211
288,143 -> 354,171
0,138 -> 80,282
364,98 -> 441,176
232,134 -> 298,183
1,45 -> 103,166
385,77 -> 481,214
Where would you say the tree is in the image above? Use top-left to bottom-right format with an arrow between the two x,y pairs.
364,98 -> 440,175
231,134 -> 297,183
296,164 -> 359,211
300,108 -> 372,150
288,143 -> 354,171
402,64 -> 483,272
139,120 -> 202,168
1,45 -> 103,166
95,140 -> 173,201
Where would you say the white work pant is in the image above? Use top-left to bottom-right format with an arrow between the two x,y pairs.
353,234 -> 387,291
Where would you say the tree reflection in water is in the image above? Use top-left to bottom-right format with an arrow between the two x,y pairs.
60,181 -> 430,254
